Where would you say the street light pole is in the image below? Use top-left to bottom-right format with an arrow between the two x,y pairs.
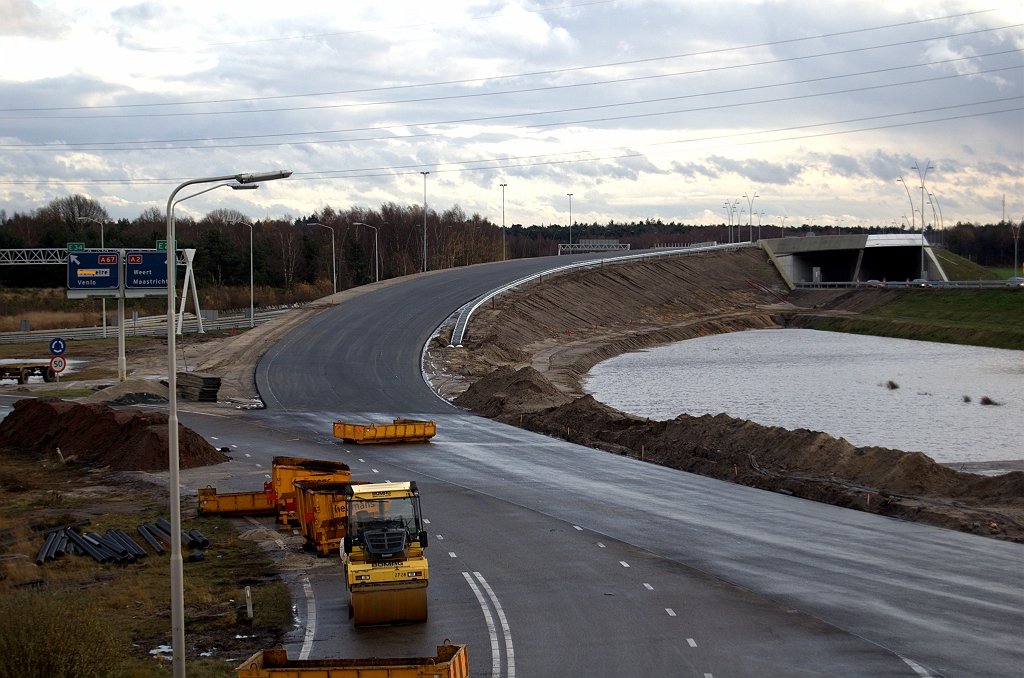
500,183 -> 508,262
567,193 -> 573,249
164,170 -> 289,678
304,222 -> 336,293
226,219 -> 255,328
912,161 -> 934,278
744,191 -> 758,242
421,172 -> 429,272
353,222 -> 379,283
929,192 -> 945,248
76,216 -> 109,339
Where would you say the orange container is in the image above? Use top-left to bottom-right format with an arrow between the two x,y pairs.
271,457 -> 351,525
198,484 -> 275,516
293,480 -> 351,555
333,419 -> 436,444
236,642 -> 468,678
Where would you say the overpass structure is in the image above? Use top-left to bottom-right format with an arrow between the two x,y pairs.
761,234 -> 948,286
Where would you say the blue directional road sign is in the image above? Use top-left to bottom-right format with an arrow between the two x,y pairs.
124,251 -> 170,290
67,251 -> 120,291
49,337 -> 66,356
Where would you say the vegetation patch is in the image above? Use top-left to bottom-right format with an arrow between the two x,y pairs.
816,288 -> 1024,350
0,448 -> 291,677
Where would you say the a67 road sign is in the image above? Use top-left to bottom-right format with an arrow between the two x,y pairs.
50,356 -> 67,374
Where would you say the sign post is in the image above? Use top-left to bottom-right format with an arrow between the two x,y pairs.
49,355 -> 66,388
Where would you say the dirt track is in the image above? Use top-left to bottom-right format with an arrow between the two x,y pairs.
424,248 -> 1024,542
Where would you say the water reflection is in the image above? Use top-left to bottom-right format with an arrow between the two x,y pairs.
583,329 -> 1023,463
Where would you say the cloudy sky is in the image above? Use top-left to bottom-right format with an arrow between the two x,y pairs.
1,0 -> 1021,227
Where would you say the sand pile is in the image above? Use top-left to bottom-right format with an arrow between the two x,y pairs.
83,377 -> 169,404
0,398 -> 228,471
456,366 -> 1024,541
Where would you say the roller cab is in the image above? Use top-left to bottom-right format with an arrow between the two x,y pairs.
343,481 -> 429,625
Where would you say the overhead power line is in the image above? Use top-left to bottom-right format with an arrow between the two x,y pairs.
0,7 -> 1012,114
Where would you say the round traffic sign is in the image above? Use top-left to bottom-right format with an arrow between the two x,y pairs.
49,356 -> 67,374
49,337 -> 66,356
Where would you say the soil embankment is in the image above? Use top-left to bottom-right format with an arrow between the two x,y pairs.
428,248 -> 1023,542
0,398 -> 227,471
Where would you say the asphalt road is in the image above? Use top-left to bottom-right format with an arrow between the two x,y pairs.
243,253 -> 1023,677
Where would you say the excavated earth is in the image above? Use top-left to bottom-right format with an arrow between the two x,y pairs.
0,398 -> 228,471
426,248 -> 1024,542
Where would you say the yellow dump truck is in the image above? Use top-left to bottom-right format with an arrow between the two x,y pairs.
293,480 -> 350,556
271,456 -> 352,526
344,481 -> 429,625
333,419 -> 436,444
235,642 -> 468,678
198,483 -> 276,516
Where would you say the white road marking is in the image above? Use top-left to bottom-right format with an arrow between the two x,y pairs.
666,608 -> 676,616
231,444 -> 238,448
643,583 -> 654,590
298,575 -> 316,660
423,518 -> 430,524
255,463 -> 262,467
211,437 -> 219,440
372,469 -> 379,473
704,674 -> 713,678
687,638 -> 697,647
463,572 -> 500,678
358,459 -> 365,462
597,542 -> 606,548
264,474 -> 271,479
573,525 -> 582,530
475,572 -> 515,678
244,453 -> 251,458
436,535 -> 444,540
620,561 -> 630,568
900,656 -> 933,677
449,551 -> 457,558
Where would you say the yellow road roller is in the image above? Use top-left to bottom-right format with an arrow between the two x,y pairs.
343,481 -> 429,625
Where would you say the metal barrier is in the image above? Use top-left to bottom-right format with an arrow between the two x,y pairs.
0,308 -> 292,344
448,241 -> 747,347
794,280 -> 1018,289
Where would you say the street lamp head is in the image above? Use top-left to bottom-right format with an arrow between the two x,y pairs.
235,170 -> 292,184
231,183 -> 259,190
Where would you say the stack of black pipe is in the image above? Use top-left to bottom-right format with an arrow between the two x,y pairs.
34,521 -> 209,565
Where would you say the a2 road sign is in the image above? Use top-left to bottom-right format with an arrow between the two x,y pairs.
125,251 -> 169,289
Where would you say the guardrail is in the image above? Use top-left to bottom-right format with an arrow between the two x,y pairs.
794,280 -> 1020,289
0,308 -> 293,344
448,241 -> 749,347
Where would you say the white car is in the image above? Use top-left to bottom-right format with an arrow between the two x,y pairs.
1006,277 -> 1024,288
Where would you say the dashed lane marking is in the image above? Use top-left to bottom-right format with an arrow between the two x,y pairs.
687,638 -> 697,648
900,657 -> 933,677
463,572 -> 500,678
244,453 -> 251,457
423,518 -> 430,524
475,573 -> 515,678
372,469 -> 379,473
449,552 -> 457,558
704,674 -> 713,678
210,437 -> 219,440
264,474 -> 271,479
620,561 -> 630,568
436,535 -> 444,540
666,608 -> 676,617
255,463 -> 262,467
597,542 -> 605,548
643,583 -> 654,590
573,525 -> 582,530
298,575 -> 316,660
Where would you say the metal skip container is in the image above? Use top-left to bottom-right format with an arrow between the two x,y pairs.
235,642 -> 468,678
333,419 -> 436,444
293,480 -> 350,556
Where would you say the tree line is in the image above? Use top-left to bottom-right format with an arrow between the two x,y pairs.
1,195 -> 1019,292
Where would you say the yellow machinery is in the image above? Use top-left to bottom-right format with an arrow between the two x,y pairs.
235,641 -> 468,678
271,456 -> 351,525
333,419 -> 436,444
343,481 -> 429,625
293,480 -> 350,556
198,484 -> 275,516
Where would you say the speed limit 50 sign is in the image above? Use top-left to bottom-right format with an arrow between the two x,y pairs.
49,356 -> 67,374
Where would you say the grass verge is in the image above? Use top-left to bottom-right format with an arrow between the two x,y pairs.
0,448 -> 292,676
817,288 -> 1024,350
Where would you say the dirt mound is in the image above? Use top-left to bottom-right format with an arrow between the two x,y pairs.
0,398 -> 228,471
463,367 -> 1023,541
83,377 -> 169,404
454,365 -> 572,417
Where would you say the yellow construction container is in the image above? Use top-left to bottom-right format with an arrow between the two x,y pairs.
271,456 -> 351,525
198,485 -> 275,516
235,642 -> 468,678
333,419 -> 436,444
293,480 -> 349,556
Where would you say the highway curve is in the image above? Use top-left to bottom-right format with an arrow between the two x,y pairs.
239,251 -> 1021,677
